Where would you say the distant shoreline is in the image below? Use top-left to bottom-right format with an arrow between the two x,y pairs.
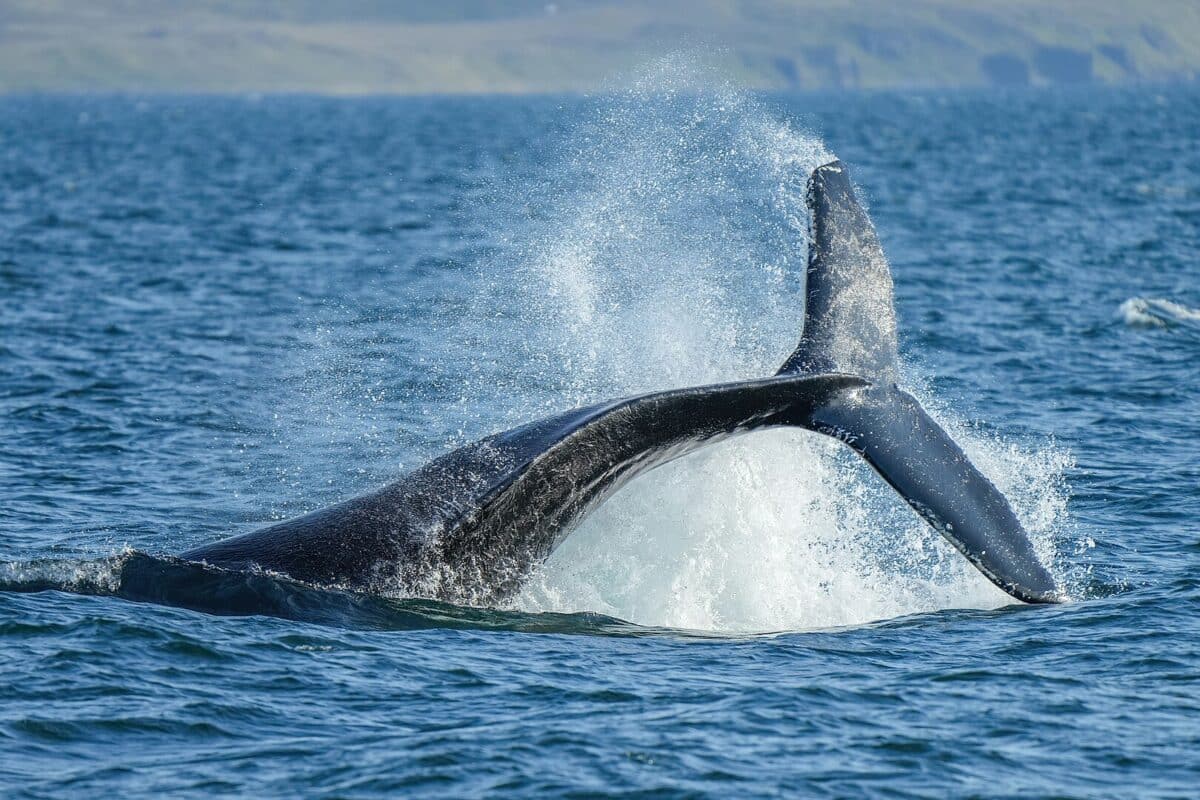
2,80 -> 1195,101
2,0 -> 1197,95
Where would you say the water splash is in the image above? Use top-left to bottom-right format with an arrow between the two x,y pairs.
0,551 -> 129,595
459,56 -> 1072,632
465,56 -> 833,418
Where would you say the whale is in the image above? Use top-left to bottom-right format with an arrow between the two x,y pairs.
181,161 -> 1060,606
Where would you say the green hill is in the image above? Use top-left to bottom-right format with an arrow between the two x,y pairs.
1,0 -> 1198,93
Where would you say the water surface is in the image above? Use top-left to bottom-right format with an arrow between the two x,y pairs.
1,82 -> 1198,796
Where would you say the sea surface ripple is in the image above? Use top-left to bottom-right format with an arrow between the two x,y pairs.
1,84 -> 1198,797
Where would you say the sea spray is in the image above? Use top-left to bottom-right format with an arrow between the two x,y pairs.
457,58 -> 832,419
451,57 -> 1074,630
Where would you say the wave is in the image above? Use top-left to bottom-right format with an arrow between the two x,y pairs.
1118,297 -> 1200,331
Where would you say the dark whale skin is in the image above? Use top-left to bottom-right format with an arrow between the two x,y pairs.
183,160 -> 1061,606
183,374 -> 867,604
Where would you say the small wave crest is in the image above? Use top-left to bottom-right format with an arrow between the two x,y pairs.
1118,297 -> 1200,331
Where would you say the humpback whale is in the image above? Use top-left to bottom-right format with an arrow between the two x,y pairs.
183,161 -> 1060,606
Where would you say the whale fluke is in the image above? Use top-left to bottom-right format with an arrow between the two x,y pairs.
778,160 -> 1059,602
778,160 -> 899,380
809,386 -> 1058,603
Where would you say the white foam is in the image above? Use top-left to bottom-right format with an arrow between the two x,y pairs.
1118,297 -> 1200,329
517,432 -> 1015,632
0,550 -> 129,594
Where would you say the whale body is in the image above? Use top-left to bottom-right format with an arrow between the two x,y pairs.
182,161 -> 1060,605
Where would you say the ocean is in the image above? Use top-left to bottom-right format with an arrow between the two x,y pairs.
1,73 -> 1198,797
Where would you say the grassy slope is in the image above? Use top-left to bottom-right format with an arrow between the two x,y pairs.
0,0 -> 1198,93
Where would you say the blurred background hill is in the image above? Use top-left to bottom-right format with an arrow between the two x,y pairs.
1,0 -> 1198,94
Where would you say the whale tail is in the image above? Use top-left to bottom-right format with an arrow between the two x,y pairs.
176,160 -> 1058,611
784,161 -> 1059,603
778,161 -> 900,380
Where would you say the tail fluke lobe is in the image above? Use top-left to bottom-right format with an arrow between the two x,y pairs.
778,161 -> 899,380
808,385 -> 1060,603
773,159 -> 1057,603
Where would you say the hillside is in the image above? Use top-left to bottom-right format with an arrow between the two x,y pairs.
1,0 -> 1198,93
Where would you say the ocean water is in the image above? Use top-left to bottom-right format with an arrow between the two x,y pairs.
1,76 -> 1198,797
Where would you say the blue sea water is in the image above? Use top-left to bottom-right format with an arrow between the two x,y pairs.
1,77 -> 1198,797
